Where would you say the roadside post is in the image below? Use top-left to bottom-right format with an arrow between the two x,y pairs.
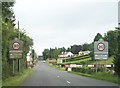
94,39 -> 108,73
9,38 -> 23,74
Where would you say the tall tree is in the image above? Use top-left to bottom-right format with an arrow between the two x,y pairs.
66,47 -> 71,52
113,27 -> 120,77
94,33 -> 103,41
71,45 -> 82,54
2,2 -> 16,26
2,2 -> 33,79
42,49 -> 50,60
104,30 -> 118,56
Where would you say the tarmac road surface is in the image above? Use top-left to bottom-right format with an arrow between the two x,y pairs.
21,61 -> 119,87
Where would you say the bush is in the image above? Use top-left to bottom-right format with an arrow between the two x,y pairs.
72,67 -> 96,74
72,66 -> 115,75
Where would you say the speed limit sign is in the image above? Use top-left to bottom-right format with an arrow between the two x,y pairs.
94,39 -> 108,60
9,38 -> 23,59
97,42 -> 105,51
12,42 -> 20,50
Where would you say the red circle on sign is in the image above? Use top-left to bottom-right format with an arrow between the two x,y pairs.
12,42 -> 20,50
97,42 -> 105,51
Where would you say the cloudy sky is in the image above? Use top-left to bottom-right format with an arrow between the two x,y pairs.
13,0 -> 119,55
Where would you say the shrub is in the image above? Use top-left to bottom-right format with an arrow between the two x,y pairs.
72,67 -> 96,74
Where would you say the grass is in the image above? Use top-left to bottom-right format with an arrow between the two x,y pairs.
47,56 -> 119,84
2,68 -> 33,87
59,56 -> 114,65
47,60 -> 119,84
68,71 -> 120,84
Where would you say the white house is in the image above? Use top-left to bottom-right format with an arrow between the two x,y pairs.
58,52 -> 74,58
79,51 -> 91,56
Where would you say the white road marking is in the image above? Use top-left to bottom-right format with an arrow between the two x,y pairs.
66,81 -> 71,84
57,76 -> 60,78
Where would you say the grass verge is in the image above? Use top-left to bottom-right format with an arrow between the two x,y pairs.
68,71 -> 120,84
46,59 -> 120,84
2,68 -> 33,87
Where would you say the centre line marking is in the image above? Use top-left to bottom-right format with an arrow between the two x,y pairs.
57,76 -> 60,78
67,81 -> 71,84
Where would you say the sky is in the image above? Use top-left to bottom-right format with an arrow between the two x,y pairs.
13,0 -> 119,55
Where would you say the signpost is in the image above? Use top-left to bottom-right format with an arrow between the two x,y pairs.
9,38 -> 23,74
9,38 -> 23,59
94,39 -> 108,60
94,39 -> 108,72
12,42 -> 20,50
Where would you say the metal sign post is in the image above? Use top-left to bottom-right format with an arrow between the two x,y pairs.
13,59 -> 15,75
105,59 -> 107,72
9,38 -> 23,74
96,59 -> 98,73
94,39 -> 108,72
94,39 -> 108,60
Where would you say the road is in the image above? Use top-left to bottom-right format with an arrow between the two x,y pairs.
21,61 -> 118,87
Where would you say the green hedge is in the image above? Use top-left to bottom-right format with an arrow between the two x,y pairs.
66,55 -> 90,62
72,67 -> 106,74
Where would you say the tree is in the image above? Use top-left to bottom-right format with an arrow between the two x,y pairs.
113,28 -> 120,77
104,30 -> 118,56
71,45 -> 82,54
42,49 -> 50,60
42,47 -> 61,60
61,47 -> 66,52
2,2 -> 33,79
52,48 -> 61,60
66,47 -> 71,52
94,33 -> 103,41
2,2 -> 16,26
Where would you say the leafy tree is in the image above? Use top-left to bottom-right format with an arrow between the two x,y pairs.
113,28 -> 120,77
61,47 -> 66,52
94,33 -> 103,41
42,47 -> 61,60
66,47 -> 71,52
42,49 -> 50,60
2,2 -> 16,26
104,30 -> 118,56
82,43 -> 93,51
52,48 -> 61,60
71,45 -> 82,54
2,2 -> 33,79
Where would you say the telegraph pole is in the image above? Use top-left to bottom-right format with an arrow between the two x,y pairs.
18,21 -> 21,73
18,21 -> 20,39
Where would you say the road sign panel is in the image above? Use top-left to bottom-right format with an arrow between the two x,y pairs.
97,42 -> 105,51
94,39 -> 108,60
12,42 -> 20,50
95,54 -> 108,60
9,50 -> 23,59
9,38 -> 23,59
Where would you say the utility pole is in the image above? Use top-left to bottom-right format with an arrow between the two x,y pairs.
18,21 -> 21,73
18,21 -> 20,39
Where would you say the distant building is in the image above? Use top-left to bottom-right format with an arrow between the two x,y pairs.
79,51 -> 91,56
58,52 -> 74,58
